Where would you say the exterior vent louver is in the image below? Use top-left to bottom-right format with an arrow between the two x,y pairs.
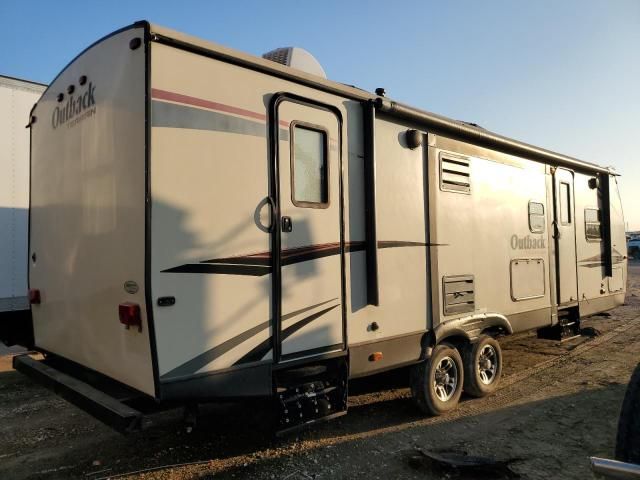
443,275 -> 475,315
262,47 -> 327,79
262,47 -> 291,66
440,156 -> 471,193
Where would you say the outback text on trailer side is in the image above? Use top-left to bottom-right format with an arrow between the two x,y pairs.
13,21 -> 627,434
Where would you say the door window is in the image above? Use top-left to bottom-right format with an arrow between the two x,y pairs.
559,182 -> 572,224
291,124 -> 329,207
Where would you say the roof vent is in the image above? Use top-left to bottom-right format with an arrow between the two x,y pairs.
262,47 -> 327,79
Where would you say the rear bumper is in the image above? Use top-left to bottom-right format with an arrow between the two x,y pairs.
13,354 -> 143,433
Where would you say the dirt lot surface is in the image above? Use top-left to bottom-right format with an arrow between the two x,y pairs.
1,263 -> 639,480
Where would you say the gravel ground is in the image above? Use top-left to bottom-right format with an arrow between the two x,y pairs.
1,262 -> 638,480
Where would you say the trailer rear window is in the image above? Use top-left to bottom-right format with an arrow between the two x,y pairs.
528,202 -> 545,233
291,124 -> 329,207
585,208 -> 602,241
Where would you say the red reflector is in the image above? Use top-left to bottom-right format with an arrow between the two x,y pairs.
29,289 -> 41,305
119,302 -> 142,331
368,352 -> 383,362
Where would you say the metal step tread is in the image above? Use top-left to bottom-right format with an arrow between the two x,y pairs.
276,410 -> 347,437
280,386 -> 337,404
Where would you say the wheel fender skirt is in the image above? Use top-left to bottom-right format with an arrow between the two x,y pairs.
435,313 -> 513,343
12,354 -> 143,433
479,314 -> 513,335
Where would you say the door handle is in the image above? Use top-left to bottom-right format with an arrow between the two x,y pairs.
281,216 -> 293,233
552,220 -> 561,240
266,196 -> 276,232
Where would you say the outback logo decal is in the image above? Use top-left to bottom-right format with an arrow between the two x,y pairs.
51,82 -> 96,129
511,234 -> 545,250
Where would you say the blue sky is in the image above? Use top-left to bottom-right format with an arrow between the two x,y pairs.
2,0 -> 638,229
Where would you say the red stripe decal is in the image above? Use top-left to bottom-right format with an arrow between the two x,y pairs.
152,88 -> 289,127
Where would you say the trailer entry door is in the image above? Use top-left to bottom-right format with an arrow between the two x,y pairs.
552,168 -> 578,304
272,97 -> 344,363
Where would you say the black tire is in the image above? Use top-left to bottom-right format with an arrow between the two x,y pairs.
615,362 -> 640,463
411,344 -> 464,415
463,335 -> 503,398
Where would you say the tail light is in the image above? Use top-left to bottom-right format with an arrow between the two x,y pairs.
119,302 -> 142,331
29,289 -> 41,305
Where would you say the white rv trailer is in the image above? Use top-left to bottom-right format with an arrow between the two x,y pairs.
13,22 -> 627,433
0,75 -> 45,347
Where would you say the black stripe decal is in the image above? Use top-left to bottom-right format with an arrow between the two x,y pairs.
283,244 -> 342,265
199,241 -> 433,264
162,263 -> 270,276
579,259 -> 625,269
578,248 -> 625,265
201,244 -> 344,267
161,298 -> 338,379
203,256 -> 271,266
233,304 -> 340,366
162,320 -> 270,379
162,241 -> 433,275
578,253 -> 603,264
378,240 -> 434,249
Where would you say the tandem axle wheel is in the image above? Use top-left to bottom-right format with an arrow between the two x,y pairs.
411,336 -> 504,415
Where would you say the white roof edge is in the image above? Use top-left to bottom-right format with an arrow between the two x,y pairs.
0,74 -> 47,93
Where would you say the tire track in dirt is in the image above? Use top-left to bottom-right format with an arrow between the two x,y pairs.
501,317 -> 640,389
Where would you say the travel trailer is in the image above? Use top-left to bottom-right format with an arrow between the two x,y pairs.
13,22 -> 627,434
0,75 -> 46,348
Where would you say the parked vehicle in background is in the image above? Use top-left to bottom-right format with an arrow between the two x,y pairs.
0,75 -> 45,348
628,237 -> 640,259
12,22 -> 629,435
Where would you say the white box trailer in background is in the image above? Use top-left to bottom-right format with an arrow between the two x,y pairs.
12,22 -> 627,434
0,75 -> 45,347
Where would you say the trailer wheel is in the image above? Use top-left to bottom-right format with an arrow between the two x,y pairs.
463,335 -> 502,397
615,362 -> 640,463
411,344 -> 464,415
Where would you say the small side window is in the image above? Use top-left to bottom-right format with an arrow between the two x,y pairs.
528,202 -> 545,233
291,124 -> 329,208
585,208 -> 602,241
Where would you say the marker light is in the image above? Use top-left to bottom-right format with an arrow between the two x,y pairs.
29,289 -> 41,305
118,302 -> 142,331
368,352 -> 384,362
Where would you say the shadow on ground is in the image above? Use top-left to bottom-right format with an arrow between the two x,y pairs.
0,365 -> 627,480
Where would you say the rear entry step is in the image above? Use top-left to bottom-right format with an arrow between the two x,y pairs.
274,357 -> 348,436
537,307 -> 581,341
12,354 -> 143,433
